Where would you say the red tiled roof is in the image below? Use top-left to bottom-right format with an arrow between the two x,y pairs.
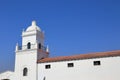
37,50 -> 120,63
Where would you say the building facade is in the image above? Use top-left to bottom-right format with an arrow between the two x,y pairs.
0,21 -> 120,80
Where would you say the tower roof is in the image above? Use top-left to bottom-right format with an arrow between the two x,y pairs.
26,21 -> 41,31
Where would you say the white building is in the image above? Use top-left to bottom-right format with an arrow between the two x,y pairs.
0,21 -> 120,80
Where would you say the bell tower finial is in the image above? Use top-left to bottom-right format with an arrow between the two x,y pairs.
32,20 -> 36,26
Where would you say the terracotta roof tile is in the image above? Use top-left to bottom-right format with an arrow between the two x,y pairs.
37,50 -> 120,63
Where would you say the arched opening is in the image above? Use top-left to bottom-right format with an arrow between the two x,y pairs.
43,77 -> 46,80
2,79 -> 10,80
27,42 -> 31,49
23,68 -> 28,76
39,43 -> 42,49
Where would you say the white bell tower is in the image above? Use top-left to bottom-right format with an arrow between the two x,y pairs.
15,21 -> 49,80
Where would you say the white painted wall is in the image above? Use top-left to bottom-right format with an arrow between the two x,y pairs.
22,31 -> 44,46
0,71 -> 14,80
36,31 -> 44,46
15,50 -> 37,80
22,32 -> 37,46
38,56 -> 120,80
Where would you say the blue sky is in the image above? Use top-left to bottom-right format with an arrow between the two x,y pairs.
0,0 -> 120,72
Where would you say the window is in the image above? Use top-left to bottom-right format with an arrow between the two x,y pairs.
39,43 -> 41,49
45,65 -> 51,69
68,63 -> 74,67
94,61 -> 101,66
23,68 -> 28,76
41,57 -> 44,59
27,42 -> 31,49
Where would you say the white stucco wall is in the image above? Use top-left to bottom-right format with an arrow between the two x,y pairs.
0,71 -> 14,80
22,31 -> 44,46
38,56 -> 120,80
22,35 -> 36,46
15,50 -> 37,80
